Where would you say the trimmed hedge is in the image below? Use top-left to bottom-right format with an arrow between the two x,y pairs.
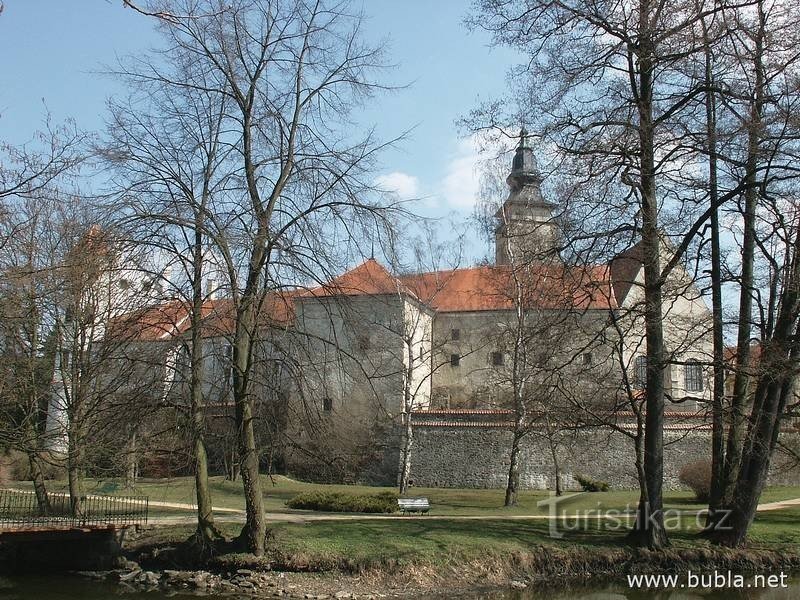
679,460 -> 712,502
575,474 -> 610,492
286,491 -> 398,513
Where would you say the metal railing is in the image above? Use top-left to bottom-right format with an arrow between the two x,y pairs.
0,489 -> 148,529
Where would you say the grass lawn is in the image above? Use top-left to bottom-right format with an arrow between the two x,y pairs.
8,476 -> 800,578
263,507 -> 800,569
128,504 -> 800,574
266,509 -> 800,560
11,475 -> 800,518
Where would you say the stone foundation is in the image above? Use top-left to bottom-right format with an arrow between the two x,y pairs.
407,412 -> 800,490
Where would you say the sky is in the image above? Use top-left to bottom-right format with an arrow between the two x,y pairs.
0,1 -> 523,260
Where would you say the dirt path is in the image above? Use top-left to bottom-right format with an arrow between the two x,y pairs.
143,495 -> 800,525
9,486 -> 794,525
148,500 -> 244,514
751,496 -> 800,512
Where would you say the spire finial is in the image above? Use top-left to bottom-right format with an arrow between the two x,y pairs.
519,126 -> 529,149
509,125 -> 539,187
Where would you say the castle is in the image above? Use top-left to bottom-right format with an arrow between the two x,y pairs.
278,133 -> 716,484
78,134 -> 745,489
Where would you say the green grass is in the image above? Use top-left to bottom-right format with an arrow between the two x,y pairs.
103,478 -> 800,575
8,475 -> 800,579
266,508 -> 800,567
9,475 -> 800,518
128,506 -> 800,575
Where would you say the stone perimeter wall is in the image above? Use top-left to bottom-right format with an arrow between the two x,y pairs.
409,423 -> 800,490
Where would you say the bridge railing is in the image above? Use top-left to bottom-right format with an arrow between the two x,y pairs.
0,489 -> 148,529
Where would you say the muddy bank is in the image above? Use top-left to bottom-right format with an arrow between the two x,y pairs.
108,527 -> 800,598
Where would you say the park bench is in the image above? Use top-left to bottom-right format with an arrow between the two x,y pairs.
397,497 -> 430,514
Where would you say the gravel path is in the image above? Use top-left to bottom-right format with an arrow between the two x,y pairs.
142,495 -> 800,525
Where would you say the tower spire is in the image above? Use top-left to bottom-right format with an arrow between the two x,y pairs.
494,127 -> 559,265
507,127 -> 542,192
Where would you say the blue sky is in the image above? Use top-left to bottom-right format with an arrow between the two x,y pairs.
0,1 -> 521,246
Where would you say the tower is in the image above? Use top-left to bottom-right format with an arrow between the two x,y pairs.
495,129 -> 559,265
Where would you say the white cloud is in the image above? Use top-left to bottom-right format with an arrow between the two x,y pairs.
375,171 -> 420,200
439,133 -> 514,211
440,139 -> 482,209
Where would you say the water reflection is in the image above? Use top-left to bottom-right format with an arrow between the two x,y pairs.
498,578 -> 799,600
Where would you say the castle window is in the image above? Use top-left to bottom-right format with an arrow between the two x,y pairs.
685,360 -> 703,392
582,352 -> 593,365
634,355 -> 647,388
491,352 -> 504,366
418,346 -> 424,361
322,397 -> 333,412
451,328 -> 460,341
450,353 -> 460,367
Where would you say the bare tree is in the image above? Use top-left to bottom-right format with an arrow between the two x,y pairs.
390,225 -> 466,495
709,2 -> 800,545
102,36 -> 234,543
0,120 -> 87,512
466,0 -> 759,548
124,0 -> 404,555
0,200 -> 59,514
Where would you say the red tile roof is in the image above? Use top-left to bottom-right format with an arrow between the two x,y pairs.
724,342 -> 762,365
399,263 -> 617,312
300,258 -> 405,298
110,293 -> 295,341
117,253 -> 632,341
300,259 -> 617,312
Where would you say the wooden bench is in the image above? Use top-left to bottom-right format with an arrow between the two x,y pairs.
398,497 -> 430,514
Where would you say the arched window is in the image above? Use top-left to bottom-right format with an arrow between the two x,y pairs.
685,360 -> 703,392
634,355 -> 647,388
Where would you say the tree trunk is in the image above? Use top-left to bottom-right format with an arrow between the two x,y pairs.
504,429 -> 523,506
549,437 -> 562,497
235,391 -> 266,555
67,434 -> 83,520
190,221 -> 220,543
632,430 -> 650,528
713,336 -> 796,546
721,0 -> 765,509
233,294 -> 266,555
191,355 -> 218,542
194,434 -> 218,541
27,451 -> 51,515
125,428 -> 138,489
544,414 -> 562,496
225,445 -> 238,481
712,226 -> 800,546
628,13 -> 668,547
701,14 -> 727,530
233,135 -> 271,554
399,411 -> 413,495
399,341 -> 415,495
